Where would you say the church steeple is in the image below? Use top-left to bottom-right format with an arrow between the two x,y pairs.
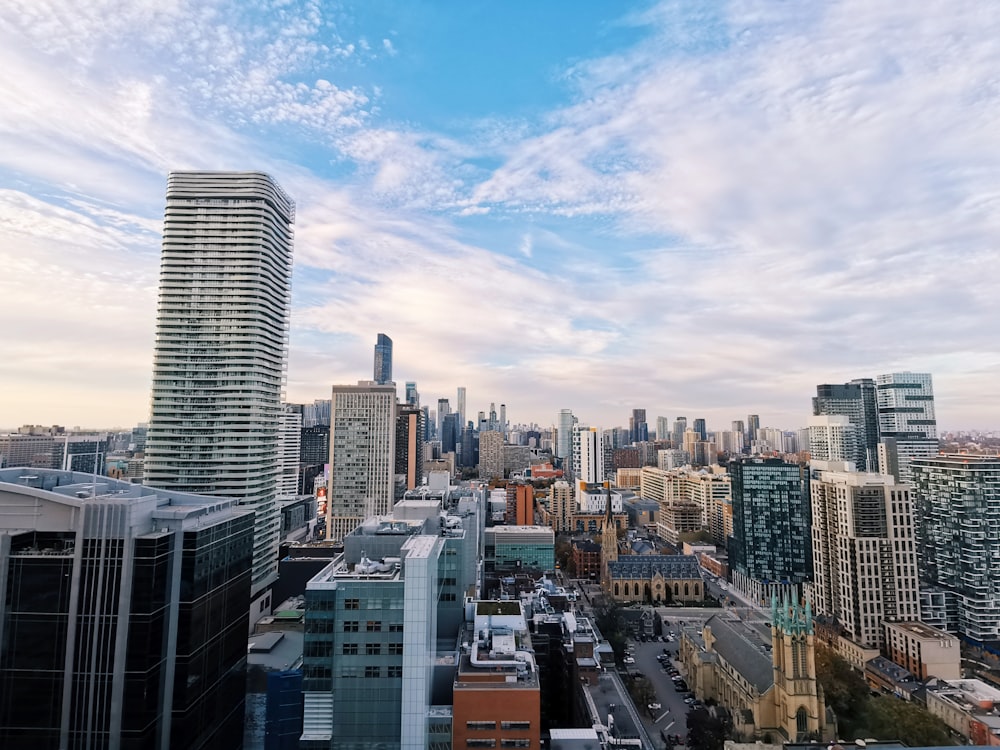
770,593 -> 824,741
600,482 -> 618,590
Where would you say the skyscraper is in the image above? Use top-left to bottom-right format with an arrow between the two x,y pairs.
373,333 -> 393,384
875,372 -> 938,484
693,418 -> 707,441
456,386 -> 466,425
144,171 -> 293,599
629,408 -> 648,444
746,414 -> 760,446
672,417 -> 687,448
395,404 -> 425,491
327,381 -> 397,543
656,416 -> 670,442
277,403 -> 302,498
556,409 -> 576,460
813,381 -> 878,472
405,381 -> 419,407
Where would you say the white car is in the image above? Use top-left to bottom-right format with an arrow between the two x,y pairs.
623,656 -> 636,665
648,703 -> 662,711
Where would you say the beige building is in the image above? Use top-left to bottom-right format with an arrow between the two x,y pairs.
883,621 -> 961,680
478,430 -> 504,480
809,462 -> 920,648
681,598 -> 830,742
615,467 -> 643,489
925,679 -> 1000,741
641,466 -> 731,544
659,502 -> 703,545
545,480 -> 574,533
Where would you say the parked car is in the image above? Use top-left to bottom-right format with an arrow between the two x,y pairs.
623,656 -> 636,665
648,703 -> 662,711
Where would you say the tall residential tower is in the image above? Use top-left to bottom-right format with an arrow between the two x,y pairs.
144,171 -> 293,599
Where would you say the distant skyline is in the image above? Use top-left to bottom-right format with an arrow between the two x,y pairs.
2,1 -> 999,431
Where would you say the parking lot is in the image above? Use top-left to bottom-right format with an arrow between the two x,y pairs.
625,628 -> 694,748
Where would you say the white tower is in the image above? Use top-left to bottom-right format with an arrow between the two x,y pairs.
145,171 -> 293,599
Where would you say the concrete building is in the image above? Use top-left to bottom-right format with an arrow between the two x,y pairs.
556,410 -> 576,462
0,468 -> 254,749
883,621 -> 960,680
910,454 -> 1000,645
452,602 -> 541,750
326,381 -> 397,543
572,426 -> 604,498
478,430 -> 505,481
807,415 -> 859,468
545,480 -> 574,533
809,462 -> 920,648
144,171 -> 294,601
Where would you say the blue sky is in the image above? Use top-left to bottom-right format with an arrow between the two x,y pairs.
1,0 -> 999,432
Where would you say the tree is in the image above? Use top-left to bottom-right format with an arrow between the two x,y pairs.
687,706 -> 732,750
814,645 -> 869,737
862,695 -> 953,747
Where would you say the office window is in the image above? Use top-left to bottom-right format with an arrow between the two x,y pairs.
501,741 -> 531,749
389,623 -> 404,633
342,643 -> 358,655
366,643 -> 381,655
501,721 -> 531,730
344,598 -> 360,610
364,666 -> 381,678
467,721 -> 496,730
387,665 -> 403,677
343,620 -> 359,632
366,620 -> 382,632
466,741 -> 496,748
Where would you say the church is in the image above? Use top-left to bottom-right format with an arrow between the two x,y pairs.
679,596 -> 832,742
598,484 -> 704,604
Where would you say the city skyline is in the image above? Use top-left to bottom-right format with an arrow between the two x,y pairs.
2,2 -> 1000,430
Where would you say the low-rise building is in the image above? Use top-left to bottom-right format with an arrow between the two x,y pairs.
925,678 -> 1000,742
883,621 -> 961,680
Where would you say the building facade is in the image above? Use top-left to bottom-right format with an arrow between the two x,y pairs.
910,454 -> 1000,645
809,462 -> 920,648
729,458 -> 811,604
327,381 -> 397,543
144,171 -> 293,598
0,469 -> 253,749
875,372 -> 938,484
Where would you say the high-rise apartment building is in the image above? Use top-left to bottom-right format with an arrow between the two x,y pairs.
144,171 -> 293,599
809,462 -> 920,648
656,416 -> 670,442
746,414 -> 760,447
478,431 -> 504,480
672,417 -> 687,448
807,415 -> 859,467
813,380 -> 878,471
875,372 -> 938,485
456,386 -> 466,426
0,469 -> 254,749
729,457 -> 811,603
555,409 -> 576,461
910,455 -> 1000,644
327,381 -> 397,543
572,427 -> 605,499
395,405 -> 425,491
373,333 -> 393,385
